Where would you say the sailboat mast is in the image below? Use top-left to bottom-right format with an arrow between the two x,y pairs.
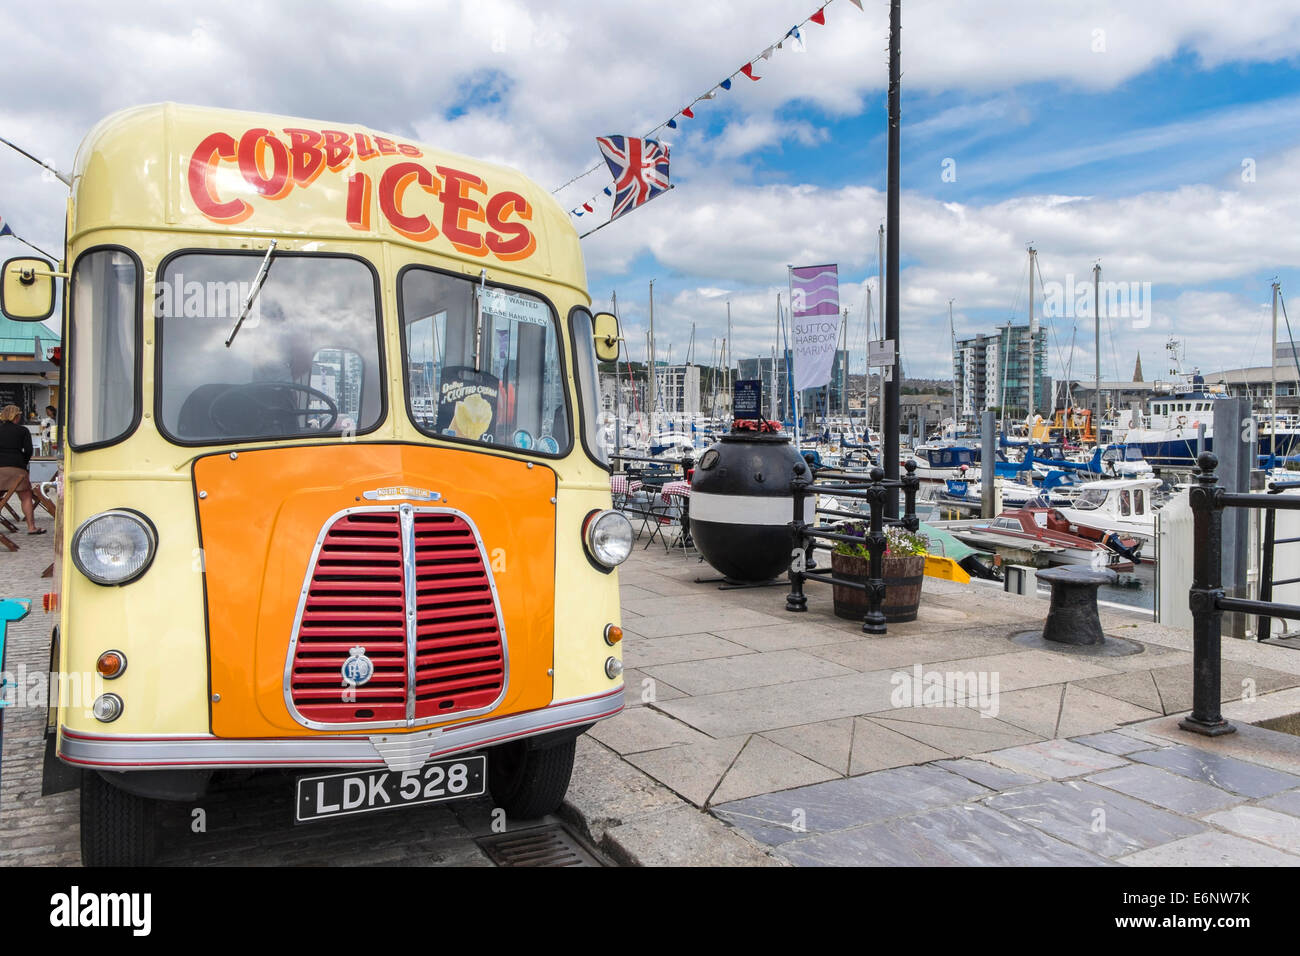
948,298 -> 955,432
1273,280 -> 1280,438
648,279 -> 657,421
1094,262 -> 1102,432
726,301 -> 733,412
1027,246 -> 1037,421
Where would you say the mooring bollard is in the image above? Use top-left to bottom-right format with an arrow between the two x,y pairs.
1035,566 -> 1118,646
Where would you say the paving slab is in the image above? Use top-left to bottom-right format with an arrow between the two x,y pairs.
1056,684 -> 1164,738
979,738 -> 1131,780
1071,670 -> 1166,714
642,648 -> 856,696
1125,715 -> 1300,777
760,718 -> 856,776
1128,744 -> 1300,798
775,803 -> 1111,867
630,605 -> 787,638
559,736 -> 684,832
1150,661 -> 1300,714
719,620 -> 868,652
656,669 -> 901,738
620,667 -> 686,709
1118,831 -> 1300,866
872,705 -> 1042,757
847,717 -> 953,774
712,764 -> 991,847
710,735 -> 841,805
1259,789 -> 1300,817
933,758 -> 1041,792
585,706 -> 713,755
982,779 -> 1205,858
977,684 -> 1065,738
802,631 -> 1015,672
622,632 -> 754,669
924,649 -> 1118,694
1203,805 -> 1300,855
625,736 -> 748,807
600,806 -> 783,867
1087,763 -> 1245,815
1070,730 -> 1162,756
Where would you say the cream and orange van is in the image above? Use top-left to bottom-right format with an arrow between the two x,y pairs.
0,103 -> 633,865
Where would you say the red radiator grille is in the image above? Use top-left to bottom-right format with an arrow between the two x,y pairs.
412,513 -> 506,719
288,509 -> 506,726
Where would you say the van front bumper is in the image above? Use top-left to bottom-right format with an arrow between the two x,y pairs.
59,687 -> 624,772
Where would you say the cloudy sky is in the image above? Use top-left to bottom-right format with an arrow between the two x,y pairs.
4,0 -> 1300,387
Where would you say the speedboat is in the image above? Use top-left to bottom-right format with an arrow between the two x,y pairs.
1049,477 -> 1162,548
946,508 -> 1138,572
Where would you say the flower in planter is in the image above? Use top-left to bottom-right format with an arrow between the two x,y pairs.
832,522 -> 928,559
884,526 -> 929,557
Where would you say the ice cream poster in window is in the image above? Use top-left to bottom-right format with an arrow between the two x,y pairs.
436,366 -> 499,442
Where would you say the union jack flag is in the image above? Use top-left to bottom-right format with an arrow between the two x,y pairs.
596,135 -> 671,221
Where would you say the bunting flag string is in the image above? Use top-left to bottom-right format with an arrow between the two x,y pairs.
0,214 -> 57,259
560,0 -> 860,222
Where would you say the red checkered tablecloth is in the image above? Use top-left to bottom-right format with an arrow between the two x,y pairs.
661,480 -> 691,503
611,474 -> 643,496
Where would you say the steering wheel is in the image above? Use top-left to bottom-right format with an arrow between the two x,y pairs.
209,383 -> 339,436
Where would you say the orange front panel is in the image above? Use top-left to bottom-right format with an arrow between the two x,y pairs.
194,444 -> 556,737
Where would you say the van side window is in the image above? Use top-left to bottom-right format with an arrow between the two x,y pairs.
69,249 -> 139,449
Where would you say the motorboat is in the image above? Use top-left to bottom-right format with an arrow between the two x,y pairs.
903,443 -> 979,481
945,507 -> 1138,572
1049,476 -> 1162,547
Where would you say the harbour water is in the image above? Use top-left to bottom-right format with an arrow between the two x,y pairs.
1096,560 -> 1157,615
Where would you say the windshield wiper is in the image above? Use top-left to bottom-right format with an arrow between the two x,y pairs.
225,239 -> 277,348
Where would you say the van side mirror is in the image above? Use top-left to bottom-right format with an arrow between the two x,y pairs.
1,257 -> 57,321
593,311 -> 621,362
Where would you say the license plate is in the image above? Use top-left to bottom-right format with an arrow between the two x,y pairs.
295,754 -> 486,823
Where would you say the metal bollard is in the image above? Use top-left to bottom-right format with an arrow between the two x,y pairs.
1180,452 -> 1235,736
863,467 -> 888,634
786,465 -> 810,613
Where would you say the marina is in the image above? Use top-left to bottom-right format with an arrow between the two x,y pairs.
3,0 -> 1300,924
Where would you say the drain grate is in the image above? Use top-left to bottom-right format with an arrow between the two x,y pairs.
477,824 -> 608,867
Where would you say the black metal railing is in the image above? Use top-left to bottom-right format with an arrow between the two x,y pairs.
1186,452 -> 1300,736
785,459 -> 920,634
1257,478 -> 1300,641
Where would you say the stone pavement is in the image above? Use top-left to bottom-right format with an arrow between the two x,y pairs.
562,541 -> 1300,865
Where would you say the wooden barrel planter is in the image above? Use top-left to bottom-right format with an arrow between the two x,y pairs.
830,552 -> 925,623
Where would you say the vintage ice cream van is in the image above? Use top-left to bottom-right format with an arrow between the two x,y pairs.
0,103 -> 632,865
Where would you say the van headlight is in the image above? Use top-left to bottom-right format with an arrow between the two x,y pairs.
583,509 -> 634,568
72,510 -> 157,586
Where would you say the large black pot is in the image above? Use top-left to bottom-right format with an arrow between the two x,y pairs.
690,432 -> 811,582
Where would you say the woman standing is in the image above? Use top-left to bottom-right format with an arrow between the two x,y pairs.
0,404 -> 44,534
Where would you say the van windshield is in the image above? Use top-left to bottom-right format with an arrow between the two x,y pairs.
400,268 -> 570,455
156,253 -> 384,443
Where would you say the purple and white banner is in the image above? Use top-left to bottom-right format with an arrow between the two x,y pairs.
790,263 -> 840,391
